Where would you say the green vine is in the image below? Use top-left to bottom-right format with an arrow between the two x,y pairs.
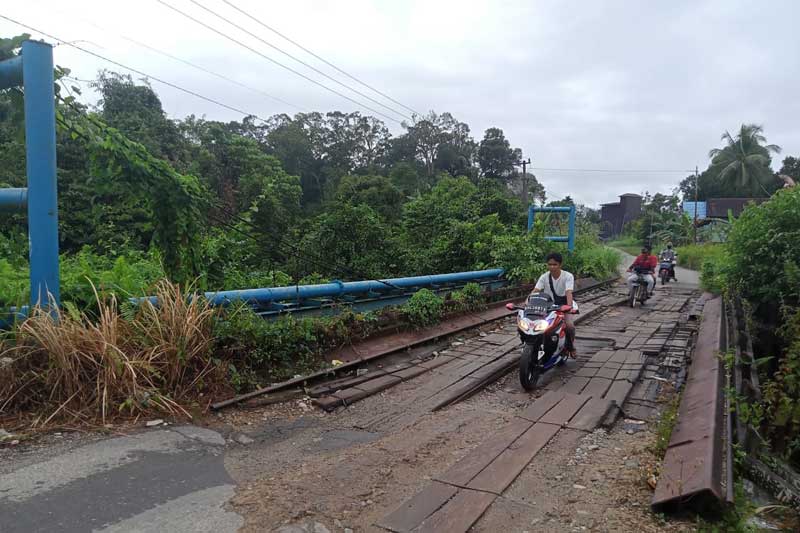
55,102 -> 205,283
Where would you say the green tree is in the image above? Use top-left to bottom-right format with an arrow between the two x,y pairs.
93,72 -> 184,161
335,175 -> 404,220
708,124 -> 782,197
293,203 -> 401,279
478,127 -> 521,182
779,156 -> 800,184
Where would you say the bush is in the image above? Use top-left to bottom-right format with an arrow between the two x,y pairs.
676,243 -> 726,271
0,247 -> 167,311
486,229 -> 548,283
450,282 -> 485,312
723,187 -> 800,306
403,289 -> 444,327
562,236 -> 620,280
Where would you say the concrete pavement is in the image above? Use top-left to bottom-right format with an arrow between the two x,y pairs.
0,425 -> 242,533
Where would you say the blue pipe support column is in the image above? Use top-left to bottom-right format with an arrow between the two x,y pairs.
527,205 -> 535,231
567,205 -> 576,252
0,187 -> 27,213
22,41 -> 60,308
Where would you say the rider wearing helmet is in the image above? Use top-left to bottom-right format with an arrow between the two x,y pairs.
659,243 -> 677,281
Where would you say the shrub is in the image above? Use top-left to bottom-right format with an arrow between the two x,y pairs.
676,243 -> 727,271
403,289 -> 444,327
450,282 -> 485,312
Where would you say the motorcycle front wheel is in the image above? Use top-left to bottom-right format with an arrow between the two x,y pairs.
519,343 -> 543,391
661,270 -> 669,285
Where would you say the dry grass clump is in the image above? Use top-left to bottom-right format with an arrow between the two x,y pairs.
0,281 -> 219,427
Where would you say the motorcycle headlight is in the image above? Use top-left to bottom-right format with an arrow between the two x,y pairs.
533,320 -> 549,332
517,318 -> 530,331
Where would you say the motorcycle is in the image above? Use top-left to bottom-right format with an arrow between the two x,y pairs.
628,266 -> 652,308
658,260 -> 674,285
506,293 -> 578,391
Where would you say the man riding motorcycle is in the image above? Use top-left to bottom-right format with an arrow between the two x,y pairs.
627,245 -> 657,296
530,252 -> 577,357
659,243 -> 677,281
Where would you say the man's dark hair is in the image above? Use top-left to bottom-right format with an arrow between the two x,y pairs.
545,252 -> 563,264
642,245 -> 652,253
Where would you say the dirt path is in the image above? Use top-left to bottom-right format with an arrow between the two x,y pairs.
221,280 -> 700,532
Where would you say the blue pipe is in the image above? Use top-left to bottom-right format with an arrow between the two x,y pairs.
22,41 -> 60,308
135,269 -> 505,308
0,187 -> 28,213
0,55 -> 23,89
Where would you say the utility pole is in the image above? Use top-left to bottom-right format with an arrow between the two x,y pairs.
692,166 -> 699,244
519,157 -> 531,205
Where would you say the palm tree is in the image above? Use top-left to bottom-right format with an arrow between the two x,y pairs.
708,124 -> 781,197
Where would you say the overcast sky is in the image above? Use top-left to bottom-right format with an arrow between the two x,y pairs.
3,0 -> 799,206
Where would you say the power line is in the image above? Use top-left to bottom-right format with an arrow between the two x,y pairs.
0,14 -> 273,124
186,0 -> 411,121
156,0 -> 406,125
532,167 -> 696,173
60,12 -> 305,112
220,0 -> 422,117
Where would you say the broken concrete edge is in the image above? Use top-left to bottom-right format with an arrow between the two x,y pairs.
651,295 -> 728,515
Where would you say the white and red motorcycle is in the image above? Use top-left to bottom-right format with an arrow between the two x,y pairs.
506,293 -> 578,391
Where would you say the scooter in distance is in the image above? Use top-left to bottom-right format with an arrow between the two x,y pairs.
628,267 -> 652,308
658,260 -> 675,285
506,293 -> 578,391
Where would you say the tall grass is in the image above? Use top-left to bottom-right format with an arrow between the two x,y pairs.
0,281 -> 218,426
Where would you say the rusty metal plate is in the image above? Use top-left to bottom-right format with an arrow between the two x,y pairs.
652,296 -> 725,513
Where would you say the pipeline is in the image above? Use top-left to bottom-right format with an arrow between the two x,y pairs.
134,269 -> 505,309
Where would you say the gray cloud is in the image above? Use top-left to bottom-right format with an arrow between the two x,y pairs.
3,0 -> 798,206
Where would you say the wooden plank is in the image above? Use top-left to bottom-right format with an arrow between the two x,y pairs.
354,374 -> 402,395
332,387 -> 370,404
313,395 -> 343,411
561,376 -> 590,395
582,377 -> 613,398
603,380 -> 634,405
574,366 -> 599,378
567,398 -> 613,431
376,481 -> 458,533
434,417 -> 532,486
539,393 -> 592,426
415,488 -> 496,533
518,390 -> 566,422
467,422 -> 561,494
589,350 -> 615,363
594,366 -> 620,380
390,365 -> 432,381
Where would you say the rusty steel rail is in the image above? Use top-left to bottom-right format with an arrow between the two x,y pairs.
652,294 -> 733,513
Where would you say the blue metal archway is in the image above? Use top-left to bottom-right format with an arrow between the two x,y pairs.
0,40 -> 60,314
527,204 -> 576,251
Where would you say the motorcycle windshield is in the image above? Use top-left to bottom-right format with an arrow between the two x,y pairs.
525,296 -> 551,317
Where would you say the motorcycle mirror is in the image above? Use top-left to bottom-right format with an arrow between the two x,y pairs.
505,303 -> 516,311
